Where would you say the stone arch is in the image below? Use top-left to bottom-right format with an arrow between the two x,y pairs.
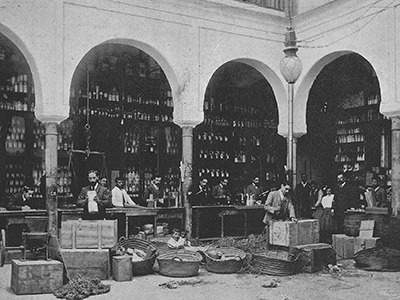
295,50 -> 382,134
66,38 -> 179,111
0,23 -> 42,117
201,58 -> 286,130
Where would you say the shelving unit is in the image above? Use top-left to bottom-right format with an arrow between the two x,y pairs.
334,92 -> 390,181
66,44 -> 181,206
193,77 -> 285,202
0,38 -> 45,206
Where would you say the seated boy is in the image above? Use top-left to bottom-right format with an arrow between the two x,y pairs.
167,229 -> 187,250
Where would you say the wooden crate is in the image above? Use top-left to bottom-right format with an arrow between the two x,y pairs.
332,234 -> 355,258
61,249 -> 110,280
354,237 -> 381,254
112,256 -> 132,281
269,219 -> 319,247
291,243 -> 336,273
11,259 -> 63,295
60,220 -> 117,249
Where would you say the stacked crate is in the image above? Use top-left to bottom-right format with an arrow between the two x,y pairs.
59,220 -> 118,280
332,220 -> 380,259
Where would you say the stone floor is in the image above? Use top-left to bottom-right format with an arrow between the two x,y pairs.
0,258 -> 399,300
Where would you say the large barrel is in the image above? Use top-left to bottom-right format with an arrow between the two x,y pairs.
343,210 -> 366,237
365,207 -> 390,237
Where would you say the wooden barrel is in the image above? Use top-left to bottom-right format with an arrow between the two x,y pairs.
343,210 -> 365,237
365,207 -> 390,237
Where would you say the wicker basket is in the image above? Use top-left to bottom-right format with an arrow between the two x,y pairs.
157,251 -> 203,277
251,250 -> 299,276
204,247 -> 246,274
114,237 -> 158,276
353,246 -> 400,271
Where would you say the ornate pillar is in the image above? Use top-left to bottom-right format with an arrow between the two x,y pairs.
44,122 -> 59,236
181,125 -> 194,239
391,116 -> 400,215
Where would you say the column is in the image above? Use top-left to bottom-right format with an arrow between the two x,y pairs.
391,116 -> 400,216
44,122 -> 59,236
181,126 -> 194,239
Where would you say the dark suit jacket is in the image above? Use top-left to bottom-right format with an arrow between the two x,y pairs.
6,193 -> 43,210
263,190 -> 295,224
212,184 -> 231,204
77,184 -> 112,219
295,182 -> 311,217
244,184 -> 263,201
374,186 -> 388,207
189,184 -> 211,206
333,182 -> 360,217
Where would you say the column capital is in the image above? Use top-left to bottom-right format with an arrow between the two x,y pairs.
279,131 -> 306,139
174,120 -> 202,128
36,114 -> 67,125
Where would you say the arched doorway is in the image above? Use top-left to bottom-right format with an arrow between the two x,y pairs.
301,53 -> 390,192
64,43 -> 182,209
193,61 -> 285,238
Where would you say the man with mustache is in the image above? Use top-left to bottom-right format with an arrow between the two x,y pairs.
77,170 -> 112,219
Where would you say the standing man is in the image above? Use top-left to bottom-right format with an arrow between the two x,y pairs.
372,177 -> 388,207
212,178 -> 232,205
333,173 -> 360,233
189,177 -> 211,206
112,177 -> 138,207
144,174 -> 165,207
263,181 -> 297,243
77,170 -> 112,220
6,186 -> 41,210
244,176 -> 264,203
295,173 -> 311,218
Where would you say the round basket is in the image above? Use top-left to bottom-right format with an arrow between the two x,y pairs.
353,246 -> 400,271
251,250 -> 299,276
204,247 -> 246,274
157,251 -> 203,277
115,237 -> 158,276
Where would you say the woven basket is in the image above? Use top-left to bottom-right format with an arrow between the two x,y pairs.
251,250 -> 299,276
204,247 -> 246,274
157,251 -> 203,277
115,237 -> 158,276
353,246 -> 400,271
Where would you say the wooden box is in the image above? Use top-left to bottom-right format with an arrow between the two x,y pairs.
112,256 -> 133,281
291,243 -> 336,273
354,237 -> 381,254
269,219 -> 319,247
61,249 -> 110,280
332,234 -> 355,258
11,259 -> 63,295
60,220 -> 117,249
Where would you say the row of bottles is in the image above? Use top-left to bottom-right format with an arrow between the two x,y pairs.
1,73 -> 29,93
336,127 -> 361,135
0,99 -> 31,111
32,162 -> 45,199
199,149 -> 230,161
198,168 -> 230,179
4,163 -> 25,194
124,130 -> 140,154
75,107 -> 172,123
335,152 -> 365,163
6,116 -> 25,153
197,132 -> 229,143
336,109 -> 383,125
204,98 -> 261,115
57,165 -> 73,197
123,167 -> 141,197
338,162 -> 361,173
33,120 -> 45,150
336,134 -> 364,144
78,89 -> 174,108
